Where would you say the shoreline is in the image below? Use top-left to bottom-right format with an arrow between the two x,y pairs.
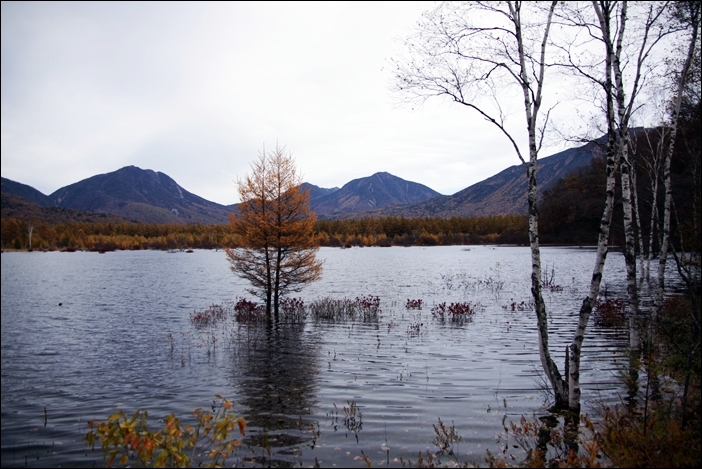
1,244 -> 603,254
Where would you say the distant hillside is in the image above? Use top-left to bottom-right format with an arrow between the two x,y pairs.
310,172 -> 441,218
1,192 -> 135,224
2,137 -> 607,224
48,166 -> 234,224
1,177 -> 53,207
299,182 -> 340,203
376,139 -> 604,218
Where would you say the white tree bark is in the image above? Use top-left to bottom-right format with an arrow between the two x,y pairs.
512,1 -> 569,408
630,156 -> 646,280
392,0 -> 568,407
657,3 -> 699,321
394,0 -> 681,414
561,0 -> 671,410
566,1 -> 624,412
642,127 -> 665,279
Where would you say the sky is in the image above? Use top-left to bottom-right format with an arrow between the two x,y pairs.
3,1 -> 588,205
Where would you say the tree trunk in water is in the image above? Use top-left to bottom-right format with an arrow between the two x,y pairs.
656,3 -> 698,322
569,135 -> 620,412
646,172 -> 660,280
619,143 -> 642,401
608,0 -> 643,401
265,248 -> 273,317
619,147 -> 640,330
527,163 -> 568,408
569,0 -> 621,413
274,246 -> 282,322
631,166 -> 646,280
513,1 -> 567,409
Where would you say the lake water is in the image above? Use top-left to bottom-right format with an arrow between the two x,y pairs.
1,246 -> 634,467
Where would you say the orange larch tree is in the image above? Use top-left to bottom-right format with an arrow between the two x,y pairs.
225,145 -> 323,319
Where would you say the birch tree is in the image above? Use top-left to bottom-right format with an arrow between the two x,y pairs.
635,125 -> 667,279
546,0 -> 625,413
551,0 -> 684,407
392,1 -> 686,415
392,1 -> 571,408
657,0 -> 700,320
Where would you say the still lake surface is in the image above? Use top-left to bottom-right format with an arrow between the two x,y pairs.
2,246 -> 634,467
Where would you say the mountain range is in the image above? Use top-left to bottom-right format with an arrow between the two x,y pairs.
373,138 -> 605,218
1,138 -> 604,224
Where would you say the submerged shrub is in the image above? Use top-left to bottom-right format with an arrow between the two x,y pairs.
190,304 -> 228,329
431,301 -> 478,325
355,295 -> 381,321
308,295 -> 381,322
308,297 -> 357,321
233,298 -> 266,324
502,298 -> 536,312
593,299 -> 627,328
280,297 -> 307,322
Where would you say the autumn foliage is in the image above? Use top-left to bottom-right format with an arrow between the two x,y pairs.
0,214 -> 531,251
225,146 -> 323,318
85,395 -> 245,468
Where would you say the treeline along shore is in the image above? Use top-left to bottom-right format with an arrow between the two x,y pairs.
0,215 -> 532,251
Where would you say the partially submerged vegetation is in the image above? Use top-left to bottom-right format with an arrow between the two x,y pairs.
92,287 -> 698,468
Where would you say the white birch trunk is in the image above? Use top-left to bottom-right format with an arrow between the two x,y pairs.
569,0 -> 623,412
607,1 -> 647,402
646,162 -> 660,280
631,165 -> 646,280
569,135 -> 620,412
512,1 -> 568,408
656,5 -> 698,321
619,144 -> 641,354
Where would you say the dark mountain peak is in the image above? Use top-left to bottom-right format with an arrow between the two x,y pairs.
299,182 -> 340,202
310,172 -> 441,218
1,177 -> 52,207
2,135 -> 611,224
46,166 -> 233,224
376,138 -> 604,218
109,165 -> 177,188
121,164 -> 146,172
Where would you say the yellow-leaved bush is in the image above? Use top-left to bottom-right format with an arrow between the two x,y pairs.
85,395 -> 245,468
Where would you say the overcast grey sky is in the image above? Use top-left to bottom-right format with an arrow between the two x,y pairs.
2,1 -> 584,205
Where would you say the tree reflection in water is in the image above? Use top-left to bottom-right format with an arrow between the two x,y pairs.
231,320 -> 322,466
